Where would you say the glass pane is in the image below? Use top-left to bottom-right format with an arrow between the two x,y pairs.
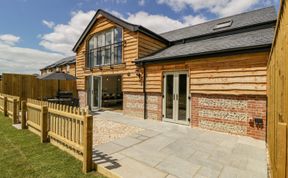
93,77 -> 100,107
104,47 -> 111,64
89,37 -> 94,50
97,33 -> 105,47
114,27 -> 122,43
105,30 -> 112,45
178,74 -> 187,121
96,50 -> 101,65
165,75 -> 174,119
117,44 -> 122,64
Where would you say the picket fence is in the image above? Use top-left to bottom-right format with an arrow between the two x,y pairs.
0,94 -> 93,173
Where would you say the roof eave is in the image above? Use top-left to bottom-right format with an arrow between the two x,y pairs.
72,9 -> 169,52
135,44 -> 272,64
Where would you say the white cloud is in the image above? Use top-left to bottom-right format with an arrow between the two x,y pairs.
39,10 -> 95,55
157,0 -> 274,17
138,0 -> 145,6
42,20 -> 55,29
0,34 -> 20,46
126,11 -> 207,33
109,10 -> 125,19
0,43 -> 64,74
39,9 -> 206,55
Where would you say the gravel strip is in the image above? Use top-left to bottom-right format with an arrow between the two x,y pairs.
93,118 -> 144,146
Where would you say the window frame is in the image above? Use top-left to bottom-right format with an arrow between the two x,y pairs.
86,26 -> 123,68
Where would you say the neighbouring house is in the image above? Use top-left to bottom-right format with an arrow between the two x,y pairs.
40,56 -> 76,76
72,6 -> 277,140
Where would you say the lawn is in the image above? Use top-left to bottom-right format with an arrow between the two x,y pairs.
0,113 -> 105,178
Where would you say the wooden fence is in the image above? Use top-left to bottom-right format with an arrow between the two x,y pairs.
26,99 -> 48,138
0,93 -> 20,124
0,80 -> 2,93
0,73 -> 77,101
0,95 -> 6,114
267,1 -> 288,178
0,94 -> 93,173
25,98 -> 93,173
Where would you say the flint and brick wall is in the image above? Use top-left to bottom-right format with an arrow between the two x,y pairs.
123,92 -> 162,120
191,94 -> 266,140
78,90 -> 87,108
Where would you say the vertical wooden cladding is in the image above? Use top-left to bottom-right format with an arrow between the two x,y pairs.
145,52 -> 269,95
267,1 -> 288,178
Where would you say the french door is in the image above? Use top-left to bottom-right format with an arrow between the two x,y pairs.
90,76 -> 102,111
163,72 -> 189,125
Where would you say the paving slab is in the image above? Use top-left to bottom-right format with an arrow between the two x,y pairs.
109,157 -> 168,178
195,166 -> 221,178
93,111 -> 268,178
156,155 -> 201,178
119,146 -> 168,167
138,129 -> 161,137
219,166 -> 266,178
94,142 -> 125,155
112,136 -> 142,147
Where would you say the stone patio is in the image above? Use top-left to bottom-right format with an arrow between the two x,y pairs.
93,111 -> 267,178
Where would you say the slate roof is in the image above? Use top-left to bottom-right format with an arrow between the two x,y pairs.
137,27 -> 274,63
41,56 -> 76,70
160,7 -> 276,42
137,6 -> 277,63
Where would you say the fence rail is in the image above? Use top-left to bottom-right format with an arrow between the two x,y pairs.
26,98 -> 93,173
0,93 -> 20,124
48,103 -> 86,161
0,95 -> 6,114
27,100 -> 43,136
0,94 -> 93,173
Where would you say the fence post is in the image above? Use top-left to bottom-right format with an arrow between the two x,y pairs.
21,100 -> 27,129
82,114 -> 93,173
3,96 -> 7,116
12,99 -> 18,124
40,105 -> 48,143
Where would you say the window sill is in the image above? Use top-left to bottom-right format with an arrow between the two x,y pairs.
86,63 -> 126,71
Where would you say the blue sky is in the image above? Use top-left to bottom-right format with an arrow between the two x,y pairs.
0,0 -> 280,74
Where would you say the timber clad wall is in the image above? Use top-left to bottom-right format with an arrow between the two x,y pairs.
267,1 -> 288,177
138,33 -> 167,59
145,52 -> 268,95
76,12 -> 270,140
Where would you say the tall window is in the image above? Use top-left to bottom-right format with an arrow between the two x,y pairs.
87,27 -> 122,67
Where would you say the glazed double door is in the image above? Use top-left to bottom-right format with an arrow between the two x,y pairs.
89,76 -> 102,111
163,72 -> 189,125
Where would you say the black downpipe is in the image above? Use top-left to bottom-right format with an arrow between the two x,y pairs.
143,63 -> 147,120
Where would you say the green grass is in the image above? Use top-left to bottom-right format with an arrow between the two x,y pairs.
0,113 -> 106,178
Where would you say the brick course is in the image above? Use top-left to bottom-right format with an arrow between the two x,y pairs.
191,94 -> 267,140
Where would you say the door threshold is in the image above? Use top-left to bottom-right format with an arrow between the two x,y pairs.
163,119 -> 190,126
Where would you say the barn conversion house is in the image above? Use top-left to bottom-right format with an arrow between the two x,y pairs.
72,7 -> 277,140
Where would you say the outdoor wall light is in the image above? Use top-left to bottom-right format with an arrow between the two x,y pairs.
254,118 -> 264,129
